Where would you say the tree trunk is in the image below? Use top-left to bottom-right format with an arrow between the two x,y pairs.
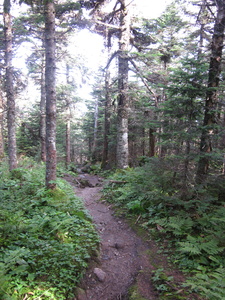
0,88 -> 4,160
92,97 -> 99,161
40,40 -> 46,162
65,64 -> 71,169
149,127 -> 155,157
4,0 -> 17,170
196,1 -> 225,183
116,0 -> 130,169
66,115 -> 71,168
45,1 -> 57,189
102,70 -> 111,169
142,127 -> 145,156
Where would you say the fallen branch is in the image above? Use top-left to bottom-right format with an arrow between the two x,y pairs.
135,215 -> 141,224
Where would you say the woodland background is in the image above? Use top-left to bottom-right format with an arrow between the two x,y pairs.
1,0 -> 225,299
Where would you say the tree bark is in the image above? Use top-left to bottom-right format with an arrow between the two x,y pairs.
66,115 -> 71,168
40,39 -> 46,162
196,0 -> 225,183
65,64 -> 72,169
4,0 -> 17,170
102,67 -> 111,169
0,88 -> 4,160
149,127 -> 155,157
92,97 -> 99,161
45,1 -> 57,189
116,0 -> 130,169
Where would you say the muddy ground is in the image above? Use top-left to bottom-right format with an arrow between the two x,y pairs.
64,174 -> 202,300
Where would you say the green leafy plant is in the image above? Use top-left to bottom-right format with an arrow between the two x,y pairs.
103,159 -> 225,300
0,159 -> 99,299
178,235 -> 224,257
185,266 -> 225,300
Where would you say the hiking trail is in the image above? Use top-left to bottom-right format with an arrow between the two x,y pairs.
64,173 -> 201,300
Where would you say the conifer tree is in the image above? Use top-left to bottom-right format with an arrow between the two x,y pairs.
102,66 -> 111,169
40,38 -> 46,162
116,0 -> 130,169
196,0 -> 225,183
45,0 -> 57,189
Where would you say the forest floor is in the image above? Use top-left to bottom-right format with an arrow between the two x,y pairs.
64,173 -> 202,300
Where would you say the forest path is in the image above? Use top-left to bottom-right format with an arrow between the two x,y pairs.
64,174 -> 197,300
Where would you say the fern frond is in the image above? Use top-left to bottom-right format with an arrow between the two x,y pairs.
178,238 -> 201,255
201,239 -> 224,255
153,216 -> 194,235
178,235 -> 224,256
185,267 -> 225,300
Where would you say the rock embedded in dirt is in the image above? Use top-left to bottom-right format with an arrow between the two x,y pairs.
93,268 -> 106,282
76,174 -> 102,188
74,288 -> 86,300
114,242 -> 124,250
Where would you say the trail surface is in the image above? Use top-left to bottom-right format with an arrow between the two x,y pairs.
64,174 -> 200,300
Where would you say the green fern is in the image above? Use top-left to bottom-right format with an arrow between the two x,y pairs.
185,267 -> 225,300
126,200 -> 145,213
152,216 -> 194,236
178,235 -> 224,256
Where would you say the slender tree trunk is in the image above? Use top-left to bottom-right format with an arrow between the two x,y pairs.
40,42 -> 46,162
142,126 -> 145,156
65,64 -> 71,169
88,129 -> 92,159
92,98 -> 99,161
116,0 -> 130,169
184,140 -> 190,183
45,1 -> 56,189
221,108 -> 225,174
196,1 -> 225,183
66,114 -> 71,168
4,0 -> 17,170
0,88 -> 4,160
102,34 -> 113,169
149,127 -> 155,157
102,68 -> 111,169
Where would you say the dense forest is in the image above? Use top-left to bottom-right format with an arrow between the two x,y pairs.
1,0 -> 225,299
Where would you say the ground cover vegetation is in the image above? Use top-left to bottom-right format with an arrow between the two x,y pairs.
0,158 -> 99,299
102,161 -> 225,300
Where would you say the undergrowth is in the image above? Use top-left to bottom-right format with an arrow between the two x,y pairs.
103,158 -> 225,300
0,158 -> 99,300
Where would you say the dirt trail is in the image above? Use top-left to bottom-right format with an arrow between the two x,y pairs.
64,174 -> 198,300
75,186 -> 157,300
